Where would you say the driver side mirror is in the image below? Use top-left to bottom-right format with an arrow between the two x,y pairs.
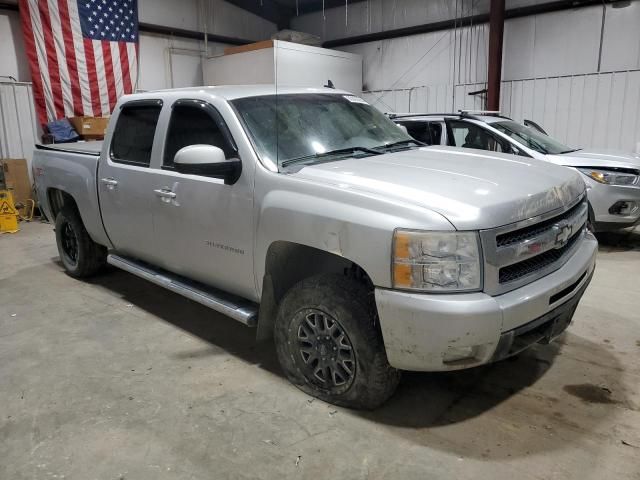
174,144 -> 242,185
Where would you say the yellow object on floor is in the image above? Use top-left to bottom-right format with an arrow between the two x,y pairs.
0,190 -> 19,233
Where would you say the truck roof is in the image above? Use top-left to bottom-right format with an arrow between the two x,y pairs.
141,84 -> 353,101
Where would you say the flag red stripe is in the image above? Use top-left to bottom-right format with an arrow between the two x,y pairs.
57,0 -> 83,116
119,42 -> 132,94
101,42 -> 117,112
18,0 -> 47,125
83,38 -> 102,117
38,0 -> 65,120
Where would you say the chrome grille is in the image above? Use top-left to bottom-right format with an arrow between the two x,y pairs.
480,195 -> 588,296
498,230 -> 583,283
496,199 -> 585,248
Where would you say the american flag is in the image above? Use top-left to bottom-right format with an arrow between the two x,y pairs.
19,0 -> 139,125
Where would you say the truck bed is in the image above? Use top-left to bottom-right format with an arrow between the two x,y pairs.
33,140 -> 110,247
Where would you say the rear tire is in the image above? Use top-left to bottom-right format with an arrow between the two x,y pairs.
55,205 -> 107,278
274,274 -> 401,409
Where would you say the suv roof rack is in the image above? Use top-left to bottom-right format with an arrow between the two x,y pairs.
458,109 -> 501,115
387,111 -> 513,121
458,110 -> 513,120
387,112 -> 461,120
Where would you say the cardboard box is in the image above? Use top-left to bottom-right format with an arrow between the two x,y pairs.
68,116 -> 109,138
1,159 -> 32,207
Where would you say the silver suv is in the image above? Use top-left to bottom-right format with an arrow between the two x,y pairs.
392,112 -> 640,232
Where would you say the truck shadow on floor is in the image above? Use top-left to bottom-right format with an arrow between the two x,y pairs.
83,264 -> 284,374
595,225 -> 640,252
85,264 -> 627,460
356,332 -> 628,458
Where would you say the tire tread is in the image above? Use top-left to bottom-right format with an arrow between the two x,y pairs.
55,205 -> 106,278
275,273 -> 400,409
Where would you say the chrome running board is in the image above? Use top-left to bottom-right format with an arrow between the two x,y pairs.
107,254 -> 258,326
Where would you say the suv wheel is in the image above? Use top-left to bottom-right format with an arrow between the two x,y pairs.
274,274 -> 401,409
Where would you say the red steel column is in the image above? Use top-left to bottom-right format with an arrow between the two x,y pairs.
487,0 -> 505,111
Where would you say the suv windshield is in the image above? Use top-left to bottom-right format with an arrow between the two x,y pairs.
492,120 -> 575,155
231,93 -> 413,170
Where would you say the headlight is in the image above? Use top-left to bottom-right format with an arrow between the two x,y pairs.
578,168 -> 639,186
392,230 -> 482,292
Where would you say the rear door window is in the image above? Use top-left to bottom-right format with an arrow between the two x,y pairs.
399,121 -> 443,145
447,120 -> 510,153
110,102 -> 162,166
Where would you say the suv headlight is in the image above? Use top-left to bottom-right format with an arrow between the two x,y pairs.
578,168 -> 639,186
392,230 -> 482,292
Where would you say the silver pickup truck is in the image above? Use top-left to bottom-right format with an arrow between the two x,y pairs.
33,86 -> 597,409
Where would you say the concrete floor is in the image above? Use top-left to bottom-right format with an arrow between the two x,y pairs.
1,222 -> 639,480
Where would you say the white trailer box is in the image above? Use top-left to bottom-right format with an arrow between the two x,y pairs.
204,40 -> 362,94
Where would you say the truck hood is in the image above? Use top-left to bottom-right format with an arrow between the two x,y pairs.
546,149 -> 640,169
294,146 -> 585,230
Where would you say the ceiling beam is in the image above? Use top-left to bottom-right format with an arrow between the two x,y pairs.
292,0 -> 368,16
224,0 -> 293,29
138,23 -> 252,46
224,0 -> 369,29
323,0 -> 617,48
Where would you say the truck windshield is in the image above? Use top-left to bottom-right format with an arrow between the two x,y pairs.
231,93 -> 414,170
492,120 -> 576,155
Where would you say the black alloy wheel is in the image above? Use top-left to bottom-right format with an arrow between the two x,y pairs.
293,309 -> 356,393
60,220 -> 79,266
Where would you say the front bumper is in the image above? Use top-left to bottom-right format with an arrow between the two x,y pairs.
375,232 -> 598,371
586,179 -> 640,231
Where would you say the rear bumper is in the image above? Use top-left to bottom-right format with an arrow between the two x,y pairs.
375,232 -> 598,371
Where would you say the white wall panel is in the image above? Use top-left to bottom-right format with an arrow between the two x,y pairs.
600,2 -> 640,72
0,82 -> 40,177
341,23 -> 488,94
170,51 -> 204,88
532,7 -> 601,77
135,34 -> 229,91
0,11 -> 31,82
502,16 -> 535,80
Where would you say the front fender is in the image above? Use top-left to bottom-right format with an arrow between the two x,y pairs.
253,177 -> 454,294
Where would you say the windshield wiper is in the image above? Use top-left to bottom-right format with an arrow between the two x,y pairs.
375,139 -> 425,150
558,148 -> 581,154
281,146 -> 382,168
527,140 -> 548,154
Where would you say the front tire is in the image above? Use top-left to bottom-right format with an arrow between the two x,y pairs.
274,274 -> 401,409
55,205 -> 107,278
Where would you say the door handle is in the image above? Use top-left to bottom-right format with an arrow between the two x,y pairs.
100,177 -> 118,190
154,188 -> 177,201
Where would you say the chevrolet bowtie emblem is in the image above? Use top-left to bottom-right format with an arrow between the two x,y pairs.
554,222 -> 573,247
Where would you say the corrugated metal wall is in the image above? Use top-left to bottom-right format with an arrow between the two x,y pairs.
0,81 -> 39,182
364,69 -> 640,153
